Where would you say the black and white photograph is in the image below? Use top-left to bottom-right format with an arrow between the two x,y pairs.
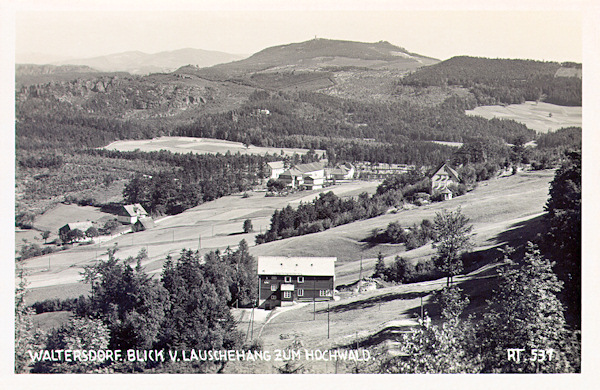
4,0 -> 597,386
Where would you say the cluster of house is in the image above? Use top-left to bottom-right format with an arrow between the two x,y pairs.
353,162 -> 415,180
266,161 -> 355,190
267,160 -> 460,200
58,203 -> 154,242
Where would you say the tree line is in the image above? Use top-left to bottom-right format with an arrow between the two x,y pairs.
401,56 -> 582,106
17,240 -> 257,373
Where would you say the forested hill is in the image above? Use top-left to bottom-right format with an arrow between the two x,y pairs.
186,39 -> 439,81
401,56 -> 582,106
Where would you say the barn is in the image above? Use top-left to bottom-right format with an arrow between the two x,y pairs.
257,256 -> 336,310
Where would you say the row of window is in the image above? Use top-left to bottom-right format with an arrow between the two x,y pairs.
263,276 -> 306,283
269,289 -> 332,300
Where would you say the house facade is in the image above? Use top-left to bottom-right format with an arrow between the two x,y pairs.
117,203 -> 148,224
266,161 -> 286,180
257,256 -> 336,309
430,163 -> 460,200
326,163 -> 355,182
278,162 -> 325,190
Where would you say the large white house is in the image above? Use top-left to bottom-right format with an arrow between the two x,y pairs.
278,162 -> 325,190
117,204 -> 148,224
430,163 -> 460,200
266,161 -> 286,180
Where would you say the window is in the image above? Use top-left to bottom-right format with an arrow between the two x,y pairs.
263,279 -> 269,284
271,276 -> 277,279
284,276 -> 292,283
297,276 -> 304,283
271,284 -> 277,291
319,290 -> 331,297
283,291 -> 291,299
297,289 -> 304,297
270,295 -> 276,300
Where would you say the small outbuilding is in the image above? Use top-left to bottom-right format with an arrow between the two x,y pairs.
133,217 -> 155,232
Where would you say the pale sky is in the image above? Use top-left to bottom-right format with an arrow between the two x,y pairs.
12,0 -> 585,63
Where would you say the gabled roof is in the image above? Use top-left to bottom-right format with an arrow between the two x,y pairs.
121,203 -> 148,217
135,217 -> 155,229
431,163 -> 460,181
61,221 -> 94,231
291,162 -> 325,174
267,161 -> 285,170
258,256 -> 336,277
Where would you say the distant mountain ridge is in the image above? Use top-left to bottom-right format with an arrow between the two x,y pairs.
193,38 -> 438,76
51,48 -> 245,75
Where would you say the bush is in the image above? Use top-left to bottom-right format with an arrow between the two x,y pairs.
16,212 -> 35,229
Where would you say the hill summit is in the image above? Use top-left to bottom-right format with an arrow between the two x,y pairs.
191,38 -> 439,77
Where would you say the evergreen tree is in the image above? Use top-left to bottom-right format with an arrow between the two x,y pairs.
15,268 -> 44,373
544,150 -> 581,328
478,243 -> 578,373
372,252 -> 386,279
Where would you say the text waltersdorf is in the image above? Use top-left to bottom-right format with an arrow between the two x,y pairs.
28,349 -> 371,363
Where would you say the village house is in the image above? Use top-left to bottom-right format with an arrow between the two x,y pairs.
257,256 -> 336,310
430,163 -> 460,200
266,161 -> 286,180
326,162 -> 355,182
133,217 -> 155,232
117,204 -> 148,224
278,162 -> 325,190
58,221 -> 95,241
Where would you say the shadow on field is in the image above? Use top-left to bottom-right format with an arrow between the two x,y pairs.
400,275 -> 501,321
317,291 -> 429,314
462,214 -> 547,273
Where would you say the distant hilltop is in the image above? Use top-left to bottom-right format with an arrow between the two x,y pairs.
46,48 -> 245,75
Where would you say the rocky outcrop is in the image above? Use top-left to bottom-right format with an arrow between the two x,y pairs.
16,74 -> 209,118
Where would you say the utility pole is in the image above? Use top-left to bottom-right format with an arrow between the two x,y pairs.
198,235 -> 201,251
250,305 -> 255,340
327,303 -> 330,339
420,295 -> 424,319
313,277 -> 316,320
359,255 -> 363,281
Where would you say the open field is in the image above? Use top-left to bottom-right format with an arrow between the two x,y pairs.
102,136 -> 326,157
465,101 -> 581,133
21,181 -> 380,304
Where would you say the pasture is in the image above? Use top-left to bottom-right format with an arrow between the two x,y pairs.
21,170 -> 553,305
20,181 -> 380,303
465,101 -> 581,133
103,136 -> 326,157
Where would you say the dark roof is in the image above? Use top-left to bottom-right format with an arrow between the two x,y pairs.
431,163 -> 460,181
59,221 -> 94,232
